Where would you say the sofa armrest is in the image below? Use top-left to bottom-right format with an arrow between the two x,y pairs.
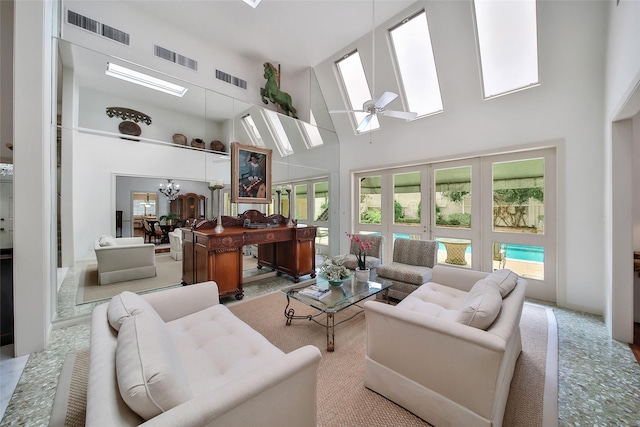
143,281 -> 220,322
430,264 -> 490,292
115,237 -> 145,245
141,345 -> 322,427
365,300 -> 510,418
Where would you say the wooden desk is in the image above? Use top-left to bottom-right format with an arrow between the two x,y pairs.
182,211 -> 317,300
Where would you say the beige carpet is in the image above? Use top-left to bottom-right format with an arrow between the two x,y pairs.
76,255 -> 182,304
53,293 -> 557,426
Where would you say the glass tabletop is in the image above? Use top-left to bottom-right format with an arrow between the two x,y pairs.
280,274 -> 392,313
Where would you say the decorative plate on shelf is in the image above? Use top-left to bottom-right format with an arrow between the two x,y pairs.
118,121 -> 141,139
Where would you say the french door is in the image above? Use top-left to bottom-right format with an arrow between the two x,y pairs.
352,148 -> 555,301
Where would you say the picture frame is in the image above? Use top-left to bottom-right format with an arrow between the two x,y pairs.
231,142 -> 272,204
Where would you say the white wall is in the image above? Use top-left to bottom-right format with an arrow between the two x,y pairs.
70,131 -> 229,260
315,1 -> 608,314
79,88 -> 223,144
605,0 -> 640,341
13,0 -> 54,355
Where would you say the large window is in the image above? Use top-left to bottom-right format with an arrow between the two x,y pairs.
435,166 -> 472,229
352,148 -> 555,298
492,158 -> 544,234
393,171 -> 421,226
359,175 -> 382,225
335,50 -> 379,132
389,9 -> 443,118
473,0 -> 539,98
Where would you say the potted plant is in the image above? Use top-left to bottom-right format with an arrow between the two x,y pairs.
319,255 -> 351,286
159,212 -> 180,226
347,233 -> 374,282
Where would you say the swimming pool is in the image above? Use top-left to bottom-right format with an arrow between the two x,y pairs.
503,244 -> 544,263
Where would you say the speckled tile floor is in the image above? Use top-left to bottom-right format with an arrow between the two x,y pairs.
1,280 -> 639,426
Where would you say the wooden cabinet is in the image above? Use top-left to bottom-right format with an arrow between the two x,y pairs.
170,193 -> 207,222
182,211 -> 316,299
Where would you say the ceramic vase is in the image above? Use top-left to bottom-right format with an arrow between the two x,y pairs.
355,267 -> 370,283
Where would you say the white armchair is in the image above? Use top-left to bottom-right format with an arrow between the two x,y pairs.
364,266 -> 527,427
168,228 -> 183,261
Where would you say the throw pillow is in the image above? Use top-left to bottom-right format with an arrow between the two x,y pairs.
455,280 -> 502,330
484,269 -> 518,298
99,235 -> 117,247
107,291 -> 159,332
116,311 -> 193,420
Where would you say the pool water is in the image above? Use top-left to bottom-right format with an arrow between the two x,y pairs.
504,244 -> 544,263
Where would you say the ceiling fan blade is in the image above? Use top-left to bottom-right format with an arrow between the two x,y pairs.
356,113 -> 375,132
378,110 -> 418,120
374,91 -> 398,109
329,109 -> 366,114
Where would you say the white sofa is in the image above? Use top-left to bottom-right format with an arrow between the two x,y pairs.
94,236 -> 156,285
87,281 -> 322,426
168,228 -> 183,261
364,265 -> 527,427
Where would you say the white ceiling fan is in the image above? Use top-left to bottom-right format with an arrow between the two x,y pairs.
330,91 -> 417,132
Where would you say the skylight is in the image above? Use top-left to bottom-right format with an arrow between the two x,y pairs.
335,51 -> 380,133
298,121 -> 324,149
241,114 -> 265,147
388,10 -> 443,117
473,0 -> 539,98
262,109 -> 294,157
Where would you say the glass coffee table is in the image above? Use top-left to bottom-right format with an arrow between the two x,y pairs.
280,274 -> 392,352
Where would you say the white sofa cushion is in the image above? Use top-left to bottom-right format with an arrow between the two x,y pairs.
455,280 -> 502,330
107,291 -> 157,332
396,282 -> 468,322
166,304 -> 285,395
484,269 -> 518,297
116,310 -> 193,420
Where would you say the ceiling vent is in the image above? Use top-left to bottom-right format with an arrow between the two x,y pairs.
66,10 -> 130,46
154,45 -> 198,71
215,69 -> 247,90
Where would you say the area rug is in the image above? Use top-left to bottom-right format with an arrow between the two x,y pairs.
75,255 -> 182,304
52,295 -> 558,427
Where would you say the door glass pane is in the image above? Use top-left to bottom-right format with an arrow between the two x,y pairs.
435,166 -> 471,229
314,181 -> 329,221
295,184 -> 307,221
316,226 -> 329,246
494,242 -> 544,280
435,237 -> 472,268
359,175 -> 381,225
492,158 -> 544,233
393,171 -> 421,226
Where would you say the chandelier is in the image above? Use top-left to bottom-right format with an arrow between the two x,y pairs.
159,179 -> 180,201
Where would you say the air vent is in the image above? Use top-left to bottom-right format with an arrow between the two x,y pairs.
154,45 -> 198,71
66,10 -> 130,45
215,69 -> 247,89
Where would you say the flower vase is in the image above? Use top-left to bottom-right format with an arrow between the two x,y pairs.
355,267 -> 370,283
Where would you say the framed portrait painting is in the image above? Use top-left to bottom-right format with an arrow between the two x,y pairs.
231,142 -> 272,204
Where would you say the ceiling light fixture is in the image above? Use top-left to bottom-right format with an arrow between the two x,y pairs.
242,0 -> 262,8
105,63 -> 188,97
159,179 -> 181,200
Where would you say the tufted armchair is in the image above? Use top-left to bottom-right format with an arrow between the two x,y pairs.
375,238 -> 438,301
342,234 -> 385,273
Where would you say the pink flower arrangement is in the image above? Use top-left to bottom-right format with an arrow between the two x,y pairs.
347,233 -> 374,270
